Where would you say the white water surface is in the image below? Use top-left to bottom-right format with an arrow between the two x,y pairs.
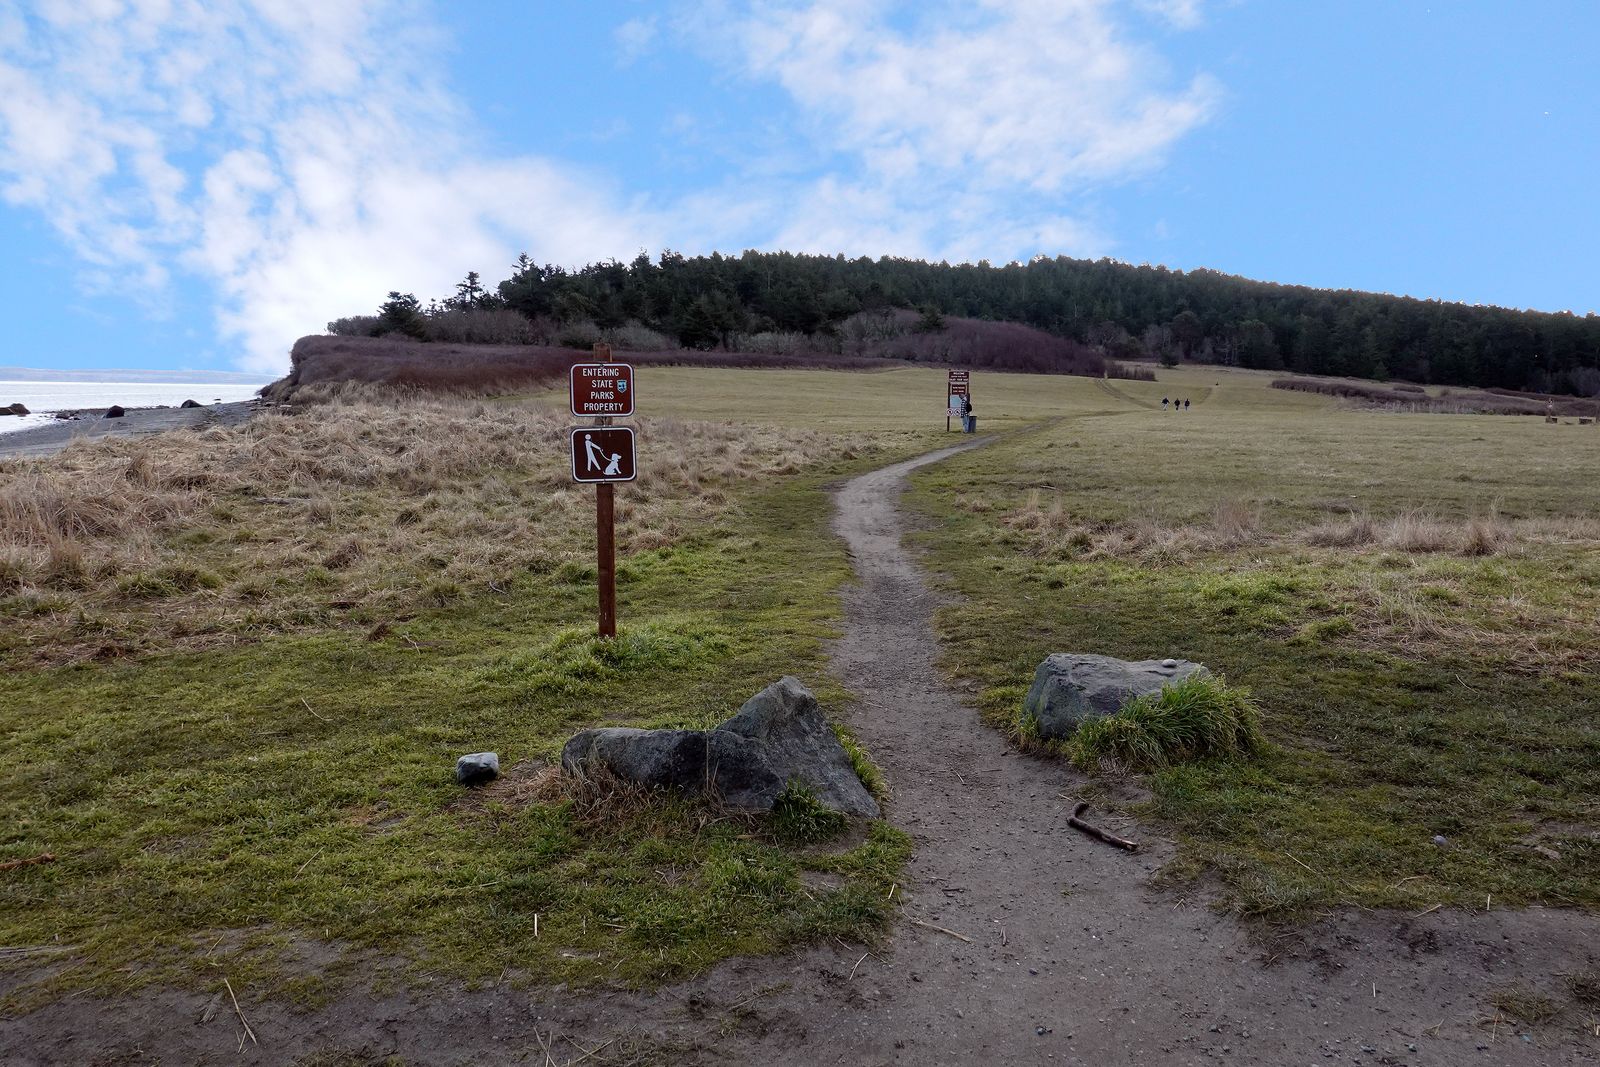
0,380 -> 266,434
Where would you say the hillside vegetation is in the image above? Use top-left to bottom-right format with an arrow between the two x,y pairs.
328,249 -> 1600,396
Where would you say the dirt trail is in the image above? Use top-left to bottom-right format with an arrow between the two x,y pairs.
4,442 -> 1597,1065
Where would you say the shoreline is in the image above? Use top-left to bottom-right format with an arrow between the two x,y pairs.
0,400 -> 264,461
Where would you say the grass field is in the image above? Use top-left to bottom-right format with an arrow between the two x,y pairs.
0,386 -> 927,1008
3,362 -> 1596,1010
901,365 -> 1600,915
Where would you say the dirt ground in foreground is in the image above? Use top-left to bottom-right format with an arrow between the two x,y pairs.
3,441 -> 1598,1066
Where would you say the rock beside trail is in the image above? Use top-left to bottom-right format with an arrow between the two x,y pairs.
104,405 -> 126,418
1023,653 -> 1211,740
561,676 -> 880,817
455,751 -> 500,786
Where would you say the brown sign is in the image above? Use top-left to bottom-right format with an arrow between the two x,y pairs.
570,427 -> 636,483
570,363 -> 634,417
947,369 -> 969,395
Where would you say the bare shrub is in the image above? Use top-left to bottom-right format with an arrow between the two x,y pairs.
604,323 -> 679,351
425,308 -> 540,345
729,331 -> 822,356
1106,363 -> 1157,382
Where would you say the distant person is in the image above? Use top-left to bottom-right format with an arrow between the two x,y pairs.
1162,397 -> 1169,408
1184,398 -> 1191,410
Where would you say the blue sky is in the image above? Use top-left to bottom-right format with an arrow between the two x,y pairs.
1,1 -> 1596,375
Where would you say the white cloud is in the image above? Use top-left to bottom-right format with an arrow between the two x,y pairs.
684,0 -> 1216,261
614,16 -> 659,64
1136,0 -> 1206,29
0,0 -> 657,373
725,0 -> 1217,190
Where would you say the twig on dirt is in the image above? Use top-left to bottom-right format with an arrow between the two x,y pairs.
910,918 -> 972,943
1413,903 -> 1442,918
198,990 -> 223,1024
886,882 -> 897,901
563,1036 -> 616,1065
223,978 -> 257,1046
534,1028 -> 556,1067
300,697 -> 330,722
1068,803 -> 1139,852
848,952 -> 870,980
0,852 -> 55,873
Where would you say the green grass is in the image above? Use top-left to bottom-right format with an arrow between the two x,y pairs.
901,365 -> 1600,917
1067,675 -> 1263,771
0,453 -> 914,1011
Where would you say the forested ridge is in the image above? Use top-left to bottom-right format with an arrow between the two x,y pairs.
332,250 -> 1600,396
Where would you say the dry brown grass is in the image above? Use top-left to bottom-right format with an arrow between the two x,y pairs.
0,386 -> 883,662
1003,491 -> 1600,565
1003,491 -> 1266,561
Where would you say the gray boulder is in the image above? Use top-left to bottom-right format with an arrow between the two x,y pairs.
3,403 -> 26,416
104,405 -> 125,418
561,676 -> 879,817
455,751 -> 499,786
180,399 -> 203,409
1023,653 -> 1211,740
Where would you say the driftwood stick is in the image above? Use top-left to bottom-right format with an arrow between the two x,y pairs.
0,853 -> 55,873
1068,803 -> 1139,853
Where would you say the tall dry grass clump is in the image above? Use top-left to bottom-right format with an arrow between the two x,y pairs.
1002,492 -> 1264,562
0,387 -> 880,661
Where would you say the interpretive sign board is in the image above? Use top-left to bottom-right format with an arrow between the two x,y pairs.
570,362 -> 635,417
570,426 -> 636,484
947,369 -> 970,423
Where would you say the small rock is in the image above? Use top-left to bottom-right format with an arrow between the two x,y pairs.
1036,1026 -> 1051,1036
180,399 -> 203,408
104,405 -> 126,418
455,751 -> 499,786
1432,835 -> 1448,846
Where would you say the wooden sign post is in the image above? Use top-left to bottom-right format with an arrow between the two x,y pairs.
570,343 -> 636,638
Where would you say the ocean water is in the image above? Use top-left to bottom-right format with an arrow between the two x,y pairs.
0,380 -> 266,434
